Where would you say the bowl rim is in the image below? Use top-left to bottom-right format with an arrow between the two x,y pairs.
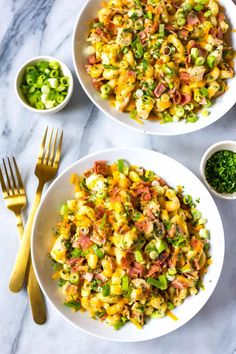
15,55 -> 74,114
72,0 -> 236,136
200,140 -> 236,200
31,147 -> 225,341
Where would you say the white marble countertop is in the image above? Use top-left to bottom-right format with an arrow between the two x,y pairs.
0,1 -> 236,353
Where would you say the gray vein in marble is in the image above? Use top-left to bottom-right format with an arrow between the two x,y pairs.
79,104 -> 98,157
51,33 -> 71,55
10,303 -> 27,354
0,0 -> 55,77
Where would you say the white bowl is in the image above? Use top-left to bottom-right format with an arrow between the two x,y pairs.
15,56 -> 74,114
72,0 -> 236,136
32,148 -> 224,342
200,140 -> 236,200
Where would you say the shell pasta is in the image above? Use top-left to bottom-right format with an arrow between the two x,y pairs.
85,0 -> 234,123
50,160 -> 211,330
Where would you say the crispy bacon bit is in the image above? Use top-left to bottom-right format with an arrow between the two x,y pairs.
145,207 -> 156,221
68,257 -> 82,267
180,93 -> 192,106
147,262 -> 160,277
139,31 -> 147,44
121,256 -> 129,270
180,29 -> 189,40
158,251 -> 169,264
78,235 -> 93,250
198,11 -> 205,24
135,219 -> 153,234
94,160 -> 107,175
129,263 -> 145,278
84,168 -> 94,178
171,278 -> 189,289
187,12 -> 200,25
180,71 -> 190,83
168,224 -> 177,238
94,206 -> 106,220
93,78 -> 103,91
127,70 -> 136,77
95,273 -> 107,283
154,83 -> 166,98
110,186 -> 121,202
88,54 -> 97,64
172,90 -> 182,104
217,12 -> 226,22
82,272 -> 93,282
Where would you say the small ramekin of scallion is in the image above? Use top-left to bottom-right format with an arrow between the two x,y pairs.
15,56 -> 73,113
200,141 -> 236,200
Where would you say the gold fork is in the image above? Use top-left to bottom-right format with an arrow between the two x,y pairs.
9,127 -> 63,293
0,157 -> 46,324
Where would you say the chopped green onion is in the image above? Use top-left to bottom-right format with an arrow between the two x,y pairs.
207,55 -> 216,69
191,208 -> 202,220
199,228 -> 210,239
134,250 -> 144,263
71,248 -> 83,257
60,204 -> 69,216
121,275 -> 129,292
167,302 -> 175,310
64,301 -> 81,311
155,238 -> 167,253
69,272 -> 79,284
159,24 -> 165,37
102,283 -> 110,296
195,57 -> 205,66
183,194 -> 193,205
191,48 -> 199,60
99,213 -> 107,230
92,245 -> 104,259
200,87 -> 208,97
147,275 -> 167,290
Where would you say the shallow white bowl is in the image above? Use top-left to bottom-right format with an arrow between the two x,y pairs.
200,140 -> 236,200
73,0 -> 236,136
15,56 -> 74,114
32,148 -> 224,341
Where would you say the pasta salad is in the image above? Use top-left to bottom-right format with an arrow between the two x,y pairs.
50,160 -> 211,330
85,0 -> 234,123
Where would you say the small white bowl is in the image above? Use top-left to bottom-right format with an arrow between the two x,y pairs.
200,141 -> 236,200
15,56 -> 74,114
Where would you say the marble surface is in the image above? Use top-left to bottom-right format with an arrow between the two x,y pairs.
0,1 -> 236,353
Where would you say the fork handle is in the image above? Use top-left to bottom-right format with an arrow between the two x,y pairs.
9,180 -> 44,293
16,214 -> 46,324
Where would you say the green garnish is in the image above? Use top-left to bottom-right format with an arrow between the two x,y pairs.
100,213 -> 107,230
20,61 -> 69,110
147,275 -> 168,290
64,300 -> 81,311
102,283 -> 110,296
205,150 -> 236,194
121,275 -> 129,292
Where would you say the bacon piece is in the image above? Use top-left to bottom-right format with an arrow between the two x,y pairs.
121,256 -> 129,270
154,83 -> 166,98
180,93 -> 192,106
135,219 -> 153,234
180,29 -> 189,40
171,278 -> 189,289
180,71 -> 190,83
82,272 -> 93,282
145,207 -> 156,221
88,54 -> 97,64
128,263 -> 145,278
187,12 -> 200,25
198,11 -> 205,24
147,262 -> 160,277
94,160 -> 107,175
95,273 -> 107,283
172,90 -> 182,104
217,12 -> 226,22
94,206 -> 106,220
217,27 -> 223,40
110,186 -> 121,202
92,78 -> 103,91
139,31 -> 147,44
78,236 -> 93,250
141,187 -> 152,201
68,258 -> 82,267
84,168 -> 94,178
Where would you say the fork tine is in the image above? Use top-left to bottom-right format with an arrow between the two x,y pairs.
49,129 -> 58,166
43,128 -> 53,165
13,157 -> 25,193
0,166 -> 9,197
2,158 -> 13,195
37,127 -> 48,163
52,131 -> 63,167
7,158 -> 18,194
